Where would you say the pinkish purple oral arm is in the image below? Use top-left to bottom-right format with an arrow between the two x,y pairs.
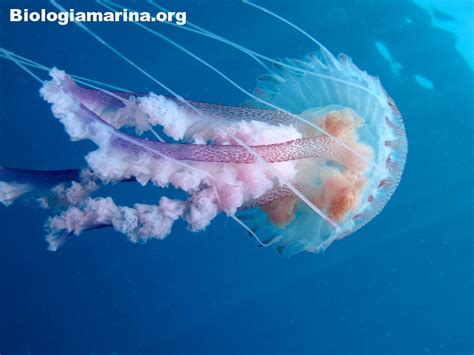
112,135 -> 343,165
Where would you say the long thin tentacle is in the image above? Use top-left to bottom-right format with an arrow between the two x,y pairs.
229,214 -> 282,247
1,49 -> 44,84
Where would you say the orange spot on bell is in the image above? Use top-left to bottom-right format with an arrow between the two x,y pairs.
322,110 -> 358,137
319,169 -> 367,222
328,188 -> 359,221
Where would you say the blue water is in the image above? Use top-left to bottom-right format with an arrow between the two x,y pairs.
0,0 -> 472,354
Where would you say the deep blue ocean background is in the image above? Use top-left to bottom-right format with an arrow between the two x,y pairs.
0,1 -> 472,354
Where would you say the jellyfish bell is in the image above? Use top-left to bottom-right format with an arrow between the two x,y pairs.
0,3 -> 407,256
233,52 -> 407,255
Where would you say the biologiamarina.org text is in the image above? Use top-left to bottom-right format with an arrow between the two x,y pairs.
10,8 -> 187,26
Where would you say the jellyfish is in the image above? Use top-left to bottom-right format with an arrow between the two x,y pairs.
0,1 -> 407,255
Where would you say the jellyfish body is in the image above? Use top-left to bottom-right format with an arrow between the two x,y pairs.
0,0 -> 407,255
0,46 -> 407,255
